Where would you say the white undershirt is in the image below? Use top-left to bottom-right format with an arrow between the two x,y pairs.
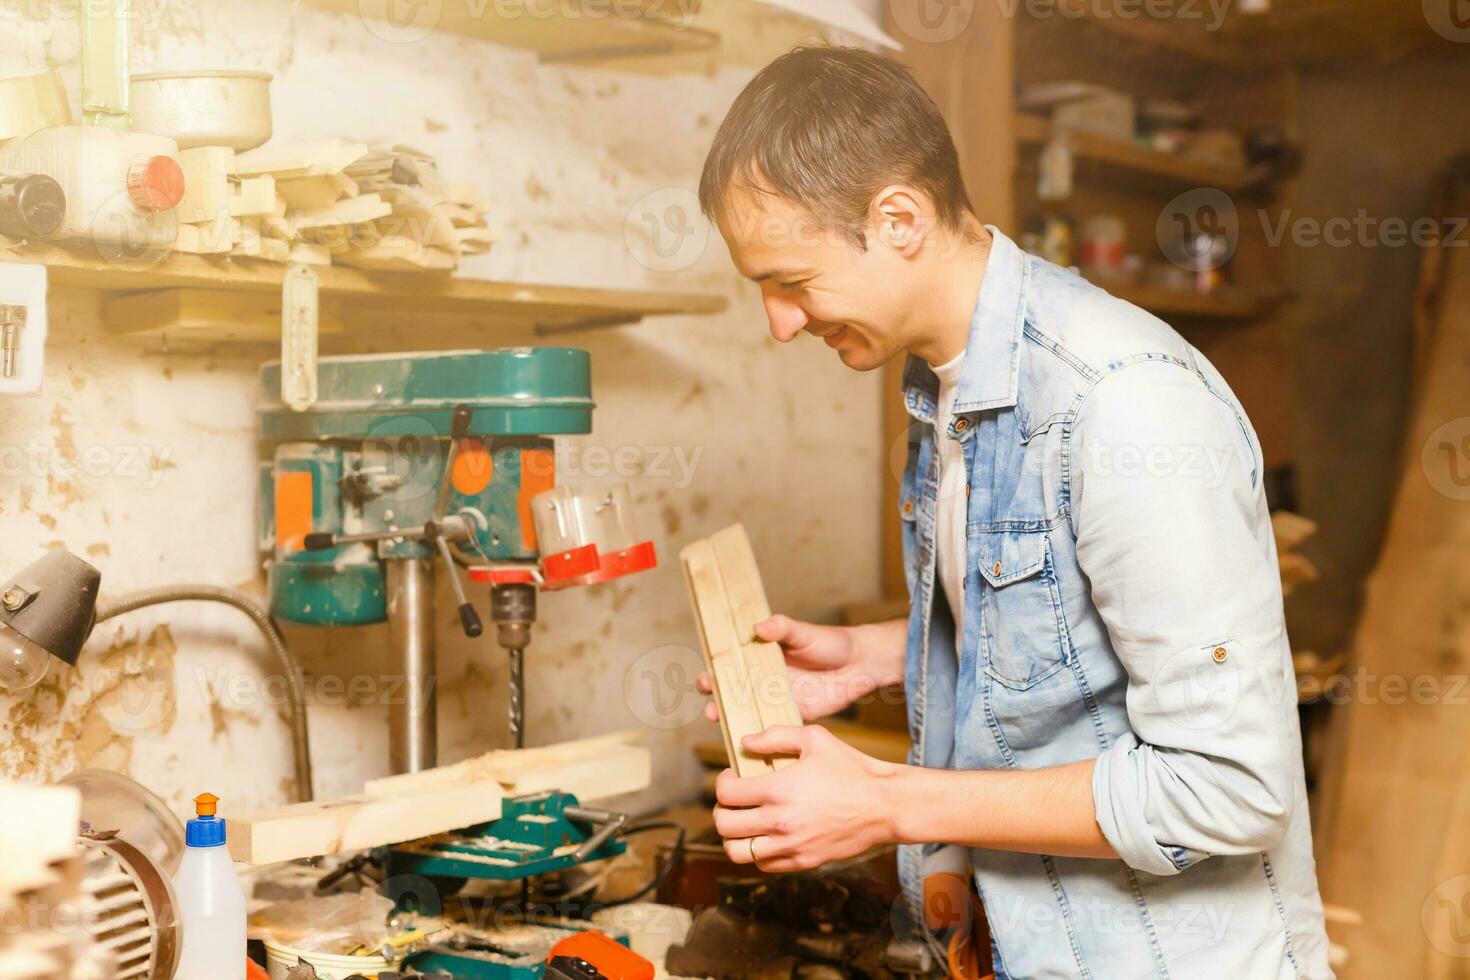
930,348 -> 969,658
924,348 -> 973,884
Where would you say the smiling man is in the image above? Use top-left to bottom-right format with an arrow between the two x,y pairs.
693,47 -> 1331,978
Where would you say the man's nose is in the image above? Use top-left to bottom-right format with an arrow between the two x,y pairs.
763,292 -> 809,343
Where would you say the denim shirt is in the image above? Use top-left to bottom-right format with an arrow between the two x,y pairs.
896,229 -> 1332,979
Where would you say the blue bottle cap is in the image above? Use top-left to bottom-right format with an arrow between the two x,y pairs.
186,793 -> 227,847
186,814 -> 226,847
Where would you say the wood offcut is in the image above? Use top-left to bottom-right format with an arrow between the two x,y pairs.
681,523 -> 804,778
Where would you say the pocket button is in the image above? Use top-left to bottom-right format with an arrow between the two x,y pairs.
1212,646 -> 1229,663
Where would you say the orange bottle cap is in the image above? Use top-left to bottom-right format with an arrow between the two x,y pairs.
194,792 -> 220,817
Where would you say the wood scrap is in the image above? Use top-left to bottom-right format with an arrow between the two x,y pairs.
230,175 -> 277,217
229,732 -> 653,865
233,139 -> 369,179
364,731 -> 649,801
276,172 -> 359,211
226,780 -> 505,866
175,146 -> 235,224
681,524 -> 803,778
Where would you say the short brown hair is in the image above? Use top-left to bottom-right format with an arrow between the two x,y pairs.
699,46 -> 973,248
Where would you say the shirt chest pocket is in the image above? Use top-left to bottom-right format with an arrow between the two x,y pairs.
977,528 -> 1072,690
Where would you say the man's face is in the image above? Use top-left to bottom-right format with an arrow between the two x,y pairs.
716,188 -> 917,372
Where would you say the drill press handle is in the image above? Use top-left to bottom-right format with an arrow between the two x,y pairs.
300,406 -> 486,638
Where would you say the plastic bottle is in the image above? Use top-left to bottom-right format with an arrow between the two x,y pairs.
173,792 -> 247,980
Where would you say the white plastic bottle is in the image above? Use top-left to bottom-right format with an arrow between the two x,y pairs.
172,792 -> 247,980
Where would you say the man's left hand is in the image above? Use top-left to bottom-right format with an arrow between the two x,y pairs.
713,725 -> 900,873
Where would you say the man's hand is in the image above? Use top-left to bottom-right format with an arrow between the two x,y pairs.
698,615 -> 905,723
712,725 -> 899,873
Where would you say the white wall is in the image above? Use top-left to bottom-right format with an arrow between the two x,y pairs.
0,0 -> 883,819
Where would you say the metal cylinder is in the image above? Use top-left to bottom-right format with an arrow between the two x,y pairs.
491,583 -> 536,749
387,558 -> 436,773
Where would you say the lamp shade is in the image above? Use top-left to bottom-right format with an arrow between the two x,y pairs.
1,550 -> 101,671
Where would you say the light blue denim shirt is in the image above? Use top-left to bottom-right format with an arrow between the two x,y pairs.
895,228 -> 1332,978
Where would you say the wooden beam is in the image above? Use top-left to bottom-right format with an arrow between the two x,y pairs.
229,733 -> 652,865
226,781 -> 506,866
681,525 -> 803,778
364,731 -> 650,801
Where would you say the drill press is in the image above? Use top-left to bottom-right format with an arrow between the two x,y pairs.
258,348 -> 656,771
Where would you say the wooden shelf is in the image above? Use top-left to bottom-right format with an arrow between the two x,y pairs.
1103,281 -> 1284,320
302,0 -> 720,68
1,240 -> 728,342
1017,114 -> 1269,193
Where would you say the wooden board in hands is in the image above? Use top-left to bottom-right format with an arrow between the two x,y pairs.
680,524 -> 803,778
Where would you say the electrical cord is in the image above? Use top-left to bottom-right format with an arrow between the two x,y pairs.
598,821 -> 686,908
94,585 -> 313,802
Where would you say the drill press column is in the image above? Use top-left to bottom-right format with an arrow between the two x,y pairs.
387,558 -> 436,774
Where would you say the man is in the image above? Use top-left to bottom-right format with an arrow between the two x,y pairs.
693,47 -> 1331,978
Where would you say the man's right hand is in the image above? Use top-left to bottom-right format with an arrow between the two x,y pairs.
698,614 -> 907,723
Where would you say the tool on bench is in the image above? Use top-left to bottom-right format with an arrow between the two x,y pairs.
258,349 -> 657,770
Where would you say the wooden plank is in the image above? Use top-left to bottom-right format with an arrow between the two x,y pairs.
231,732 -> 652,864
708,525 -> 804,737
299,0 -> 718,69
226,781 -> 506,865
0,241 -> 727,332
104,288 -> 345,343
1318,227 -> 1470,975
682,525 -> 804,778
682,538 -> 771,778
1015,114 -> 1269,193
363,731 -> 649,801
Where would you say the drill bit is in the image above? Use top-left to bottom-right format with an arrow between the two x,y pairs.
1,305 -> 25,379
508,645 -> 525,749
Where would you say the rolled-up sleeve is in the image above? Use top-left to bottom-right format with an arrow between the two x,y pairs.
1072,360 -> 1301,877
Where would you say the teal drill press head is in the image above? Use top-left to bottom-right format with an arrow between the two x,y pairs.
257,348 -> 594,627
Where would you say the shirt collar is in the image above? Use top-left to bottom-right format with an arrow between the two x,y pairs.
903,226 -> 1029,422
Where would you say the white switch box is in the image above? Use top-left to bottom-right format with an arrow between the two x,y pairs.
0,262 -> 47,396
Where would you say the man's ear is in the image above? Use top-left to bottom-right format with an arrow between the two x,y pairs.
872,186 -> 934,257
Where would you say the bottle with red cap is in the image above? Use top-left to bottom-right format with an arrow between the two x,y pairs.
0,126 -> 184,250
173,792 -> 246,980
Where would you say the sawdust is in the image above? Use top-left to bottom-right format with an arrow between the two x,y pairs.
661,503 -> 681,536
85,543 -> 110,559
